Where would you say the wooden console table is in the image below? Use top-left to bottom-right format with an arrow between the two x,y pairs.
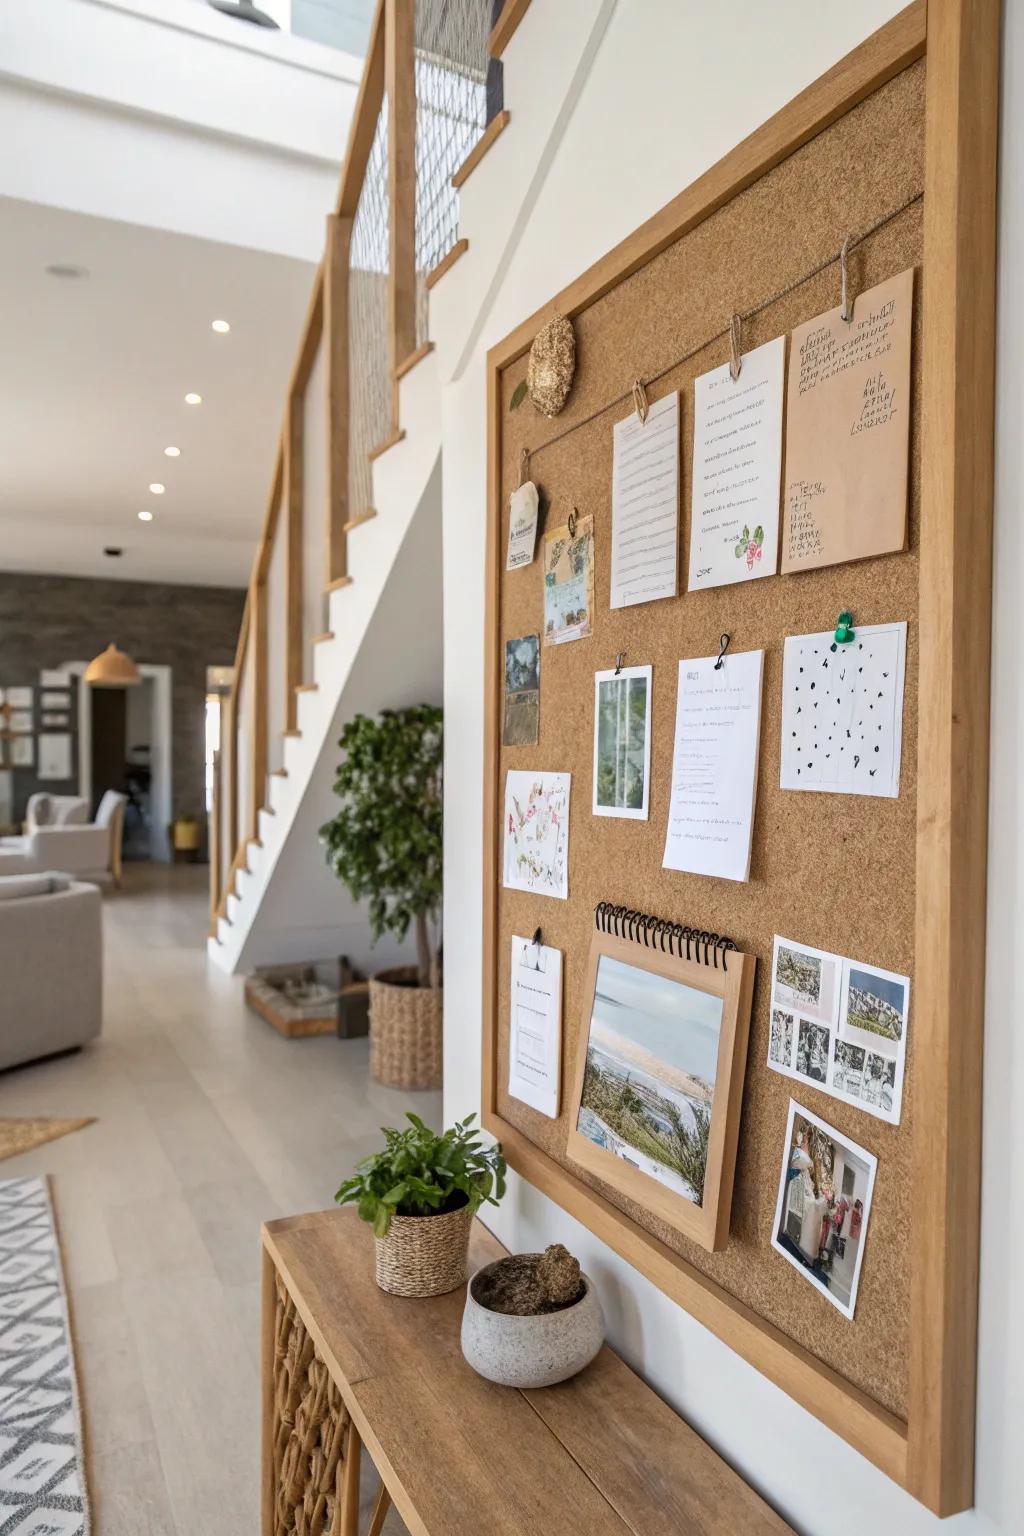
262,1208 -> 794,1536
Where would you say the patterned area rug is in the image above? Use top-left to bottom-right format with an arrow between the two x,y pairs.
0,1177 -> 90,1533
0,1120 -> 95,1164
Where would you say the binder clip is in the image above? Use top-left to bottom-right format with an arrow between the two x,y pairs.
614,652 -> 625,675
833,610 -> 855,647
567,506 -> 578,538
714,633 -> 731,670
631,377 -> 650,424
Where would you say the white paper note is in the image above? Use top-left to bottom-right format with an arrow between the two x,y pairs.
688,335 -> 785,590
780,621 -> 907,798
662,650 -> 764,882
506,480 -> 540,571
610,392 -> 680,608
508,935 -> 563,1117
503,770 -> 571,899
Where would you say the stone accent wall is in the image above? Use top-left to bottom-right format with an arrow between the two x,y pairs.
0,572 -> 244,828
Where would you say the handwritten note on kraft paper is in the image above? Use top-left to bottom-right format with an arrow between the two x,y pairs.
688,336 -> 786,591
781,267 -> 913,575
663,650 -> 764,883
610,392 -> 680,609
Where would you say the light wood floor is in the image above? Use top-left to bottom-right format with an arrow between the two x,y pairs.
0,864 -> 437,1534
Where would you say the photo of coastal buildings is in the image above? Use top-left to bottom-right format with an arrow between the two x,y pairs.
577,954 -> 723,1206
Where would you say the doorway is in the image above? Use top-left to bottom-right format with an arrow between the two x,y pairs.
73,662 -> 173,862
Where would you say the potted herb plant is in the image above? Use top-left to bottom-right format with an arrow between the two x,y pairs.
336,1113 -> 506,1297
461,1243 -> 605,1387
319,705 -> 442,1088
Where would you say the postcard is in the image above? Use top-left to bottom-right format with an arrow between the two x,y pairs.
502,770 -> 571,899
767,935 -> 909,1126
543,515 -> 594,645
771,1099 -> 877,1320
503,635 -> 540,747
592,664 -> 652,820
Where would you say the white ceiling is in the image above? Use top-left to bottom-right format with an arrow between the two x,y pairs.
0,196 -> 318,588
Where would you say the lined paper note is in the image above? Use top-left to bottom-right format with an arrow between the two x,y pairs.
662,650 -> 764,883
688,335 -> 785,590
610,391 -> 680,609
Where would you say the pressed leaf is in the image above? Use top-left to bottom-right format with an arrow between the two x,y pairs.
510,379 -> 528,411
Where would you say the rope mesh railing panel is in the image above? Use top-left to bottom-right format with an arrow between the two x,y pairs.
414,0 -> 497,346
348,97 -> 391,518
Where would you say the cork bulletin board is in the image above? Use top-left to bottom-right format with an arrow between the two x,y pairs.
481,2 -> 999,1517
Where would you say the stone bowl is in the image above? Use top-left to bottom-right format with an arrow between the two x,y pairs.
460,1260 -> 605,1389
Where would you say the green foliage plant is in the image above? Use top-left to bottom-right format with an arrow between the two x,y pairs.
335,1113 -> 506,1238
319,705 -> 442,988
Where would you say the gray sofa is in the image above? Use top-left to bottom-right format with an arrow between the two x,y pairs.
0,874 -> 102,1070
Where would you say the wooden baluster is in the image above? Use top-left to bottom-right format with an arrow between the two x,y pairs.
285,394 -> 304,733
250,578 -> 268,844
386,0 -> 417,428
325,214 -> 353,588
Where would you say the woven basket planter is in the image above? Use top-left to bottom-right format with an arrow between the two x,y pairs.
369,967 -> 442,1089
374,1200 -> 473,1297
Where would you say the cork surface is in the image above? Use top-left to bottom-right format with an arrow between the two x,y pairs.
491,61 -> 926,1421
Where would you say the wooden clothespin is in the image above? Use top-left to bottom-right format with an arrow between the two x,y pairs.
729,314 -> 743,381
632,378 -> 650,424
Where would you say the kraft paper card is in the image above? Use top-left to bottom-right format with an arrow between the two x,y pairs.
781,268 -> 913,574
689,336 -> 785,590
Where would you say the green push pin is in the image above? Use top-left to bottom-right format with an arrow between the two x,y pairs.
833,610 -> 855,645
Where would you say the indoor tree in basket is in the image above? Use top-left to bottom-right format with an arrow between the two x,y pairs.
319,705 -> 443,1088
336,1112 -> 506,1296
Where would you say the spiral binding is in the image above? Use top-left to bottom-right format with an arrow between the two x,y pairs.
594,901 -> 736,971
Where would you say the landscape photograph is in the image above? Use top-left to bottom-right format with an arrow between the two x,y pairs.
841,965 -> 907,1056
576,954 -> 723,1206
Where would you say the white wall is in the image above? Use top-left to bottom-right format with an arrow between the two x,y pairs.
440,2 -> 1022,1533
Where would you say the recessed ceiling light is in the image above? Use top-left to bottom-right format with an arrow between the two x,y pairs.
138,510 -> 154,522
149,483 -> 165,495
211,319 -> 230,334
164,445 -> 181,458
45,263 -> 88,280
185,393 -> 202,405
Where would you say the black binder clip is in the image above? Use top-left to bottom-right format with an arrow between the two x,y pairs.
614,652 -> 625,675
714,633 -> 731,670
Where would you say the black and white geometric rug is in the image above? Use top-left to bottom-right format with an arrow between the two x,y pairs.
0,1177 -> 90,1533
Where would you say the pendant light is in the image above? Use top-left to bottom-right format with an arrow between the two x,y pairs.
206,0 -> 280,27
84,643 -> 141,687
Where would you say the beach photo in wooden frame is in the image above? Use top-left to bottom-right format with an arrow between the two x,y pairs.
566,927 -> 756,1252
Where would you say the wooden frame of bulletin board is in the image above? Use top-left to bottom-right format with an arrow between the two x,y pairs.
480,1 -> 999,1518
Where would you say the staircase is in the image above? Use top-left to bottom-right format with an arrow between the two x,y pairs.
208,0 -> 520,972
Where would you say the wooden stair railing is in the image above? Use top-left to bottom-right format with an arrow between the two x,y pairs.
211,0 -> 518,934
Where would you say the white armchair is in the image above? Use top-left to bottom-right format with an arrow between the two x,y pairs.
25,793 -> 89,833
0,790 -> 126,885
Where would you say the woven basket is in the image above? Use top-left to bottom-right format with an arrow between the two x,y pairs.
374,1200 -> 473,1297
369,967 -> 442,1089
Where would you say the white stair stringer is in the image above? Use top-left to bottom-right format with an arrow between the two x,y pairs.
208,350 -> 443,975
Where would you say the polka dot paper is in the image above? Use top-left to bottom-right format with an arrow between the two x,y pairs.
780,621 -> 907,798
